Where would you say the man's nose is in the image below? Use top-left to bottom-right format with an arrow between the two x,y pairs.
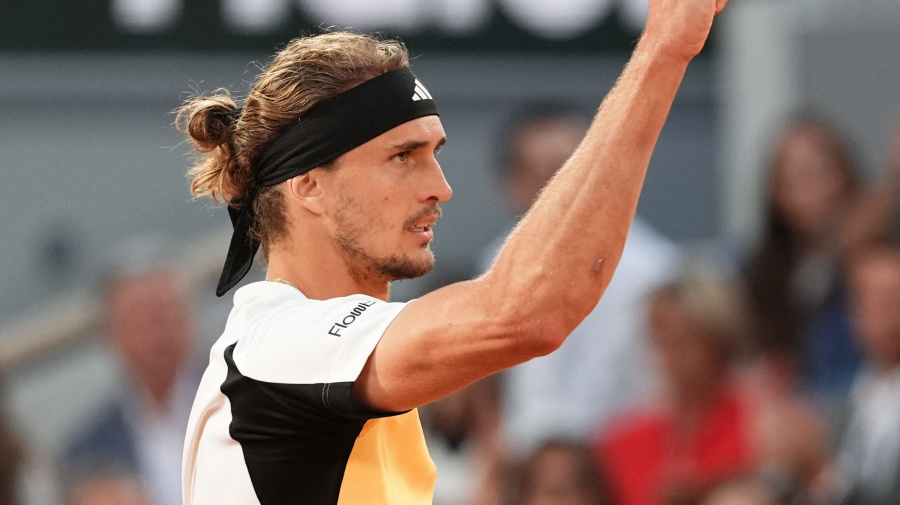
420,160 -> 453,203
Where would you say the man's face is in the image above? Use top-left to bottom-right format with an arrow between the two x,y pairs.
507,118 -> 584,214
771,126 -> 851,240
319,116 -> 451,282
106,271 -> 192,389
649,297 -> 727,396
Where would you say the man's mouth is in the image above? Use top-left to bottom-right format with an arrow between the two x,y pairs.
408,224 -> 432,232
405,205 -> 441,235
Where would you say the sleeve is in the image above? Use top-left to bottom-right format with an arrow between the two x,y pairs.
227,294 -> 407,421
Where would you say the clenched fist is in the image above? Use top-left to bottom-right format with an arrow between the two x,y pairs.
643,0 -> 729,62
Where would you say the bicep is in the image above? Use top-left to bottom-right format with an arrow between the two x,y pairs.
353,279 -> 554,412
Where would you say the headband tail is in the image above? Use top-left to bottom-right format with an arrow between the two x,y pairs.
216,204 -> 260,297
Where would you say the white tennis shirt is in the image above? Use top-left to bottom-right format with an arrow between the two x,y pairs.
182,281 -> 437,505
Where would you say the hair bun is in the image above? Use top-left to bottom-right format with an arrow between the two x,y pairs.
178,91 -> 239,152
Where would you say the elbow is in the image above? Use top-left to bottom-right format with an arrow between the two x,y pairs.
537,307 -> 589,354
518,291 -> 599,357
528,322 -> 570,357
479,270 -> 599,360
504,307 -> 581,359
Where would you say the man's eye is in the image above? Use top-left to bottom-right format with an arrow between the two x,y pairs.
394,152 -> 409,163
434,146 -> 442,156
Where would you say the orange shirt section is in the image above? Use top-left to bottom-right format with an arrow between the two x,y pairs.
338,409 -> 437,505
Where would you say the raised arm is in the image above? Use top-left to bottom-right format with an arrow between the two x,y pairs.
355,0 -> 729,412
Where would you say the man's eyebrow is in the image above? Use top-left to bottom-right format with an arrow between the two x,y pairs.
389,137 -> 447,151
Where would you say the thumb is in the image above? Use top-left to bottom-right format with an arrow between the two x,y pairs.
716,0 -> 730,15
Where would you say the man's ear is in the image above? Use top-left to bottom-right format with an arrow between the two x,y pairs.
286,171 -> 326,215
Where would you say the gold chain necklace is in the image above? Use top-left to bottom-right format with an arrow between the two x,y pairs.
269,278 -> 300,291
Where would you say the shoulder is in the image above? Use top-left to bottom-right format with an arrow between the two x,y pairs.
249,289 -> 405,343
236,280 -> 395,314
225,282 -> 408,385
230,282 -> 405,338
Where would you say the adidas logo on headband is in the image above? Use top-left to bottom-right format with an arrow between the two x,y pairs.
412,79 -> 433,101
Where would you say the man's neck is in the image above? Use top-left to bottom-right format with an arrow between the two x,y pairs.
266,244 -> 390,301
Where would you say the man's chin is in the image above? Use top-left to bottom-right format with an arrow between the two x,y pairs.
376,250 -> 435,281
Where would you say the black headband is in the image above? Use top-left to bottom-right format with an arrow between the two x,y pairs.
216,67 -> 440,296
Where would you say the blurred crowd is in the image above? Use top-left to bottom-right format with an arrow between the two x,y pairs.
1,103 -> 900,505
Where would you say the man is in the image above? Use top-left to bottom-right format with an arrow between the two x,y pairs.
481,104 -> 679,453
66,240 -> 198,505
178,0 -> 729,502
835,244 -> 900,505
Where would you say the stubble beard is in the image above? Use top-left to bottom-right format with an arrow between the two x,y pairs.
332,199 -> 438,282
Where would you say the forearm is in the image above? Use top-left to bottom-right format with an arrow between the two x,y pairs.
485,38 -> 690,331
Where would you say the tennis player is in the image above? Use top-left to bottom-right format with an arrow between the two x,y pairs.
178,0 -> 727,502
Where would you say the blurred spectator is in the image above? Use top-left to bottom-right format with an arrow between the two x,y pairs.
68,471 -> 150,505
64,239 -> 200,505
506,439 -> 611,505
742,363 -> 831,505
842,121 -> 900,249
595,267 -> 755,505
833,244 -> 900,505
481,102 -> 679,454
422,376 -> 503,505
745,116 -> 900,400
